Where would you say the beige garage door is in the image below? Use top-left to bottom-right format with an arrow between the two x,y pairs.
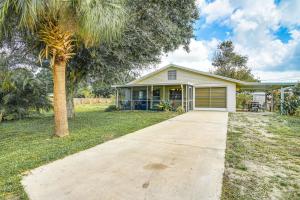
195,87 -> 227,108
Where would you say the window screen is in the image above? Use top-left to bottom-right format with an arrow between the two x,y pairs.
169,88 -> 182,100
168,70 -> 177,80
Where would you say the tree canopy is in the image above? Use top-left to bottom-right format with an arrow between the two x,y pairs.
0,0 -> 199,124
0,0 -> 127,136
64,0 -> 199,116
212,41 -> 258,82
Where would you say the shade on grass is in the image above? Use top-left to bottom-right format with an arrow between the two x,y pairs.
0,104 -> 178,199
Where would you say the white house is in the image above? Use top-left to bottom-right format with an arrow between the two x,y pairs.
113,64 -> 294,112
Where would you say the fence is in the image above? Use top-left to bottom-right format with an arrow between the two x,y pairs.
73,98 -> 113,105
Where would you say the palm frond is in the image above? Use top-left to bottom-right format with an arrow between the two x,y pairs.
77,0 -> 127,46
38,19 -> 75,65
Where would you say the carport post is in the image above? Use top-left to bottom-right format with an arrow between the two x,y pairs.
280,87 -> 284,115
264,91 -> 267,111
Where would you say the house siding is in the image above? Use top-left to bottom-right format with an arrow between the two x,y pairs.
135,67 -> 236,112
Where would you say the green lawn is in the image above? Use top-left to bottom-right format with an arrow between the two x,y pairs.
222,112 -> 300,200
0,104 -> 178,199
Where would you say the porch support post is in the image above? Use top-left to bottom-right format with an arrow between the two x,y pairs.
146,86 -> 149,110
131,87 -> 133,110
280,87 -> 284,114
163,85 -> 165,102
116,88 -> 119,108
186,84 -> 188,112
181,84 -> 184,110
150,85 -> 153,109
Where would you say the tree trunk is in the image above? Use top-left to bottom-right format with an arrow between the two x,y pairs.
53,60 -> 69,137
67,91 -> 75,119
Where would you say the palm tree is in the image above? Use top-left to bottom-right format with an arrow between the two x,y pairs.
0,0 -> 126,137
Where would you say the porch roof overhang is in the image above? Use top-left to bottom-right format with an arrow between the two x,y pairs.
237,82 -> 296,91
112,82 -> 193,88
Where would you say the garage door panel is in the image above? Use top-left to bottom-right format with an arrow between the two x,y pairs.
195,88 -> 209,96
195,98 -> 210,108
195,87 -> 227,109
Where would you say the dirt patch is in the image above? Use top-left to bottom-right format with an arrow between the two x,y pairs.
222,112 -> 300,200
142,181 -> 150,189
144,163 -> 168,170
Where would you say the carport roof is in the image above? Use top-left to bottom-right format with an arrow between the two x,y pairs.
237,82 -> 296,91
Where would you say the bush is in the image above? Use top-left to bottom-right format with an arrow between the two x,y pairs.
282,95 -> 300,115
104,105 -> 119,112
157,100 -> 173,111
237,92 -> 252,109
176,106 -> 185,113
295,107 -> 300,117
93,85 -> 114,98
76,85 -> 94,98
0,67 -> 52,121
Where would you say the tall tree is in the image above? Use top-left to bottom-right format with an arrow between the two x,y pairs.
0,0 -> 126,136
65,0 -> 199,117
212,41 -> 258,82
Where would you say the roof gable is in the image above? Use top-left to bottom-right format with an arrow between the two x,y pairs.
128,64 -> 246,85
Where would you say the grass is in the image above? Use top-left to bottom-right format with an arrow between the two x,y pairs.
0,104 -> 178,200
222,112 -> 300,200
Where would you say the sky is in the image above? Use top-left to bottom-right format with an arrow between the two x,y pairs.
152,0 -> 300,82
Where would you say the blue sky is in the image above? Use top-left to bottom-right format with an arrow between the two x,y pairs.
158,0 -> 300,82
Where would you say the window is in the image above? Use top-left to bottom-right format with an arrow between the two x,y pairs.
152,89 -> 160,101
169,88 -> 182,100
168,70 -> 177,80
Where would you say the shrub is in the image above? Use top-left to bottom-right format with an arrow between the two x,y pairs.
295,107 -> 300,117
105,105 -> 119,112
237,92 -> 252,109
0,67 -> 52,121
281,95 -> 300,115
157,100 -> 173,111
176,106 -> 185,113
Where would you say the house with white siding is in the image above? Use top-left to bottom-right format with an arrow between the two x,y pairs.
113,64 -> 294,112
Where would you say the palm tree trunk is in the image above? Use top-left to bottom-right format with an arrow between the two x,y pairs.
53,60 -> 69,137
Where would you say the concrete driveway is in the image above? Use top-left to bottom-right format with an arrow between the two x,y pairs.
22,111 -> 228,200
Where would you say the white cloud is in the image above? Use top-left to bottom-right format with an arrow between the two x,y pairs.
279,0 -> 300,26
151,0 -> 300,82
253,71 -> 300,82
158,39 -> 219,72
200,0 -> 233,24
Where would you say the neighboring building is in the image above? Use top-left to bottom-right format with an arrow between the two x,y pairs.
113,64 -> 294,112
252,92 -> 266,106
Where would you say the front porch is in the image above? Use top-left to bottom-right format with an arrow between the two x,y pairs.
115,84 -> 193,111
